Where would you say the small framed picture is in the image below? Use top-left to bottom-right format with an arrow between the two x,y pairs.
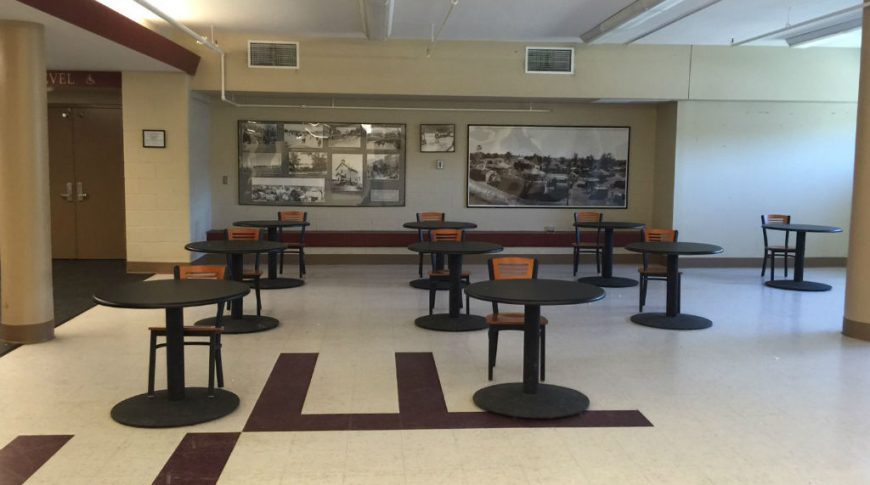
142,129 -> 166,148
420,124 -> 455,153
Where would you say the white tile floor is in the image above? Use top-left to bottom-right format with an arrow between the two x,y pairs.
2,263 -> 869,484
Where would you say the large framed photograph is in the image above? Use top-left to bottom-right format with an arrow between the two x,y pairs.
239,121 -> 405,207
467,125 -> 629,208
420,124 -> 455,152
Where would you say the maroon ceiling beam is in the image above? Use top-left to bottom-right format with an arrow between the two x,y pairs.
17,0 -> 200,75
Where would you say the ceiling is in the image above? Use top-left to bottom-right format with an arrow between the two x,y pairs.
0,0 -> 862,73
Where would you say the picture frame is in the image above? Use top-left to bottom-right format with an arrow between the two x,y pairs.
467,124 -> 630,208
142,129 -> 166,148
420,124 -> 455,153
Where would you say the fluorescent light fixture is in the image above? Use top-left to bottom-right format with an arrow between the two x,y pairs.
625,0 -> 722,44
732,1 -> 869,46
785,17 -> 862,47
360,0 -> 395,40
580,0 -> 687,43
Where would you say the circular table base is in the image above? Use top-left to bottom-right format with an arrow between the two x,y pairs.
415,313 -> 487,332
765,280 -> 831,292
195,315 -> 279,334
409,278 -> 452,291
111,388 -> 239,428
577,276 -> 638,288
473,383 -> 589,419
257,278 -> 304,290
630,312 -> 712,330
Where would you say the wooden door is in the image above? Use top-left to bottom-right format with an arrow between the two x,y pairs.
48,106 -> 126,259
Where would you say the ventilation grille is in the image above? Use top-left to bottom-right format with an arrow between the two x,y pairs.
248,41 -> 299,69
525,47 -> 573,74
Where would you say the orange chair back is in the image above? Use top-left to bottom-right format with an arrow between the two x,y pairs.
574,211 -> 603,224
764,214 -> 790,225
430,229 -> 462,242
489,257 -> 537,280
644,229 -> 678,243
418,212 -> 445,222
174,265 -> 226,280
227,227 -> 261,240
279,210 -> 307,222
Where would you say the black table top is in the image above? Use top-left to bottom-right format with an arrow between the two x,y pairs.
575,221 -> 645,230
465,279 -> 605,306
403,221 -> 478,230
762,223 -> 843,233
185,240 -> 286,254
94,280 -> 250,309
408,241 -> 503,255
234,220 -> 310,228
625,242 -> 724,255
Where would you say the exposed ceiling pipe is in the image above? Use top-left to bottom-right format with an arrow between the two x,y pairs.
731,1 -> 870,46
132,0 -> 549,112
426,0 -> 460,57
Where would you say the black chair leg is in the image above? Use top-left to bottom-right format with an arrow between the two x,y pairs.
761,251 -> 767,277
639,276 -> 646,312
279,251 -> 284,275
572,249 -> 579,276
783,254 -> 789,278
147,332 -> 157,397
300,250 -> 306,277
769,253 -> 776,282
208,336 -> 216,397
540,325 -> 546,382
254,279 -> 262,316
215,303 -> 224,388
418,253 -> 424,278
488,328 -> 499,381
429,285 -> 436,315
595,250 -> 601,274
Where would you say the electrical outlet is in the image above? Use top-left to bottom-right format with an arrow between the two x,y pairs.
222,175 -> 228,185
435,160 -> 445,170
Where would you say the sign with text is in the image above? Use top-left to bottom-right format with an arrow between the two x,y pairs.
46,71 -> 121,89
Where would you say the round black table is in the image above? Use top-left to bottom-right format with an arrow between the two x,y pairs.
407,241 -> 502,331
404,221 -> 478,291
762,224 -> 842,292
575,221 -> 644,288
93,279 -> 250,428
465,279 -> 605,419
185,240 -> 286,333
624,242 -> 723,330
234,220 -> 310,290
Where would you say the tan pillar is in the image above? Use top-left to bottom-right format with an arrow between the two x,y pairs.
0,21 -> 54,343
844,9 -> 870,340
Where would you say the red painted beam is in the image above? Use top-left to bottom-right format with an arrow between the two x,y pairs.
17,0 -> 200,75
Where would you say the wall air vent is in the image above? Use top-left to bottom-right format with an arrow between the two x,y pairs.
248,41 -> 299,69
525,47 -> 574,75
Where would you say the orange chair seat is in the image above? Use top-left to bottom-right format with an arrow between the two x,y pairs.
283,242 -> 304,249
485,312 -> 548,326
572,242 -> 602,248
638,265 -> 668,276
242,270 -> 262,279
429,270 -> 470,279
767,245 -> 795,252
148,326 -> 222,335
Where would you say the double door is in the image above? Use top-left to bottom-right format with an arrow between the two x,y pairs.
48,106 -> 126,259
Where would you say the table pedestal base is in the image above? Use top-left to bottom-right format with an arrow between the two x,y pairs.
631,312 -> 712,330
578,276 -> 638,288
111,388 -> 239,428
195,315 -> 279,334
415,314 -> 487,332
765,280 -> 831,292
258,278 -> 304,290
473,383 -> 589,419
409,278 -> 452,290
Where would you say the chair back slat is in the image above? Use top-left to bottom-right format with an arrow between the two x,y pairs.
227,227 -> 261,240
644,229 -> 678,243
278,210 -> 307,222
761,214 -> 791,247
574,211 -> 603,224
489,257 -> 537,280
430,228 -> 462,242
418,212 -> 445,222
174,265 -> 226,280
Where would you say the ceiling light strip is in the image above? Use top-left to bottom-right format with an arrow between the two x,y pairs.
731,1 -> 869,46
625,0 -> 722,44
785,17 -> 863,46
581,0 -> 683,44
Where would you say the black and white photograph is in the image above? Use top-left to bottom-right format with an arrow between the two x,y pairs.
420,124 -> 455,152
241,122 -> 280,152
249,177 -> 325,204
328,124 -> 364,148
367,153 -> 400,180
366,125 -> 403,151
287,151 -> 328,176
242,151 -> 283,177
284,123 -> 326,149
467,125 -> 629,208
331,154 -> 363,192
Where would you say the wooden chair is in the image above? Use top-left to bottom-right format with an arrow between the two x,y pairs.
638,228 -> 679,312
761,214 -> 794,280
278,211 -> 307,278
427,228 -> 471,315
417,212 -> 445,277
227,227 -> 262,316
148,265 -> 227,397
573,211 -> 603,276
485,257 -> 548,381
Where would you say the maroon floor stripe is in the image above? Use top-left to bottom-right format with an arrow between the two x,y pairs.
0,435 -> 72,485
244,352 -> 652,432
152,432 -> 240,485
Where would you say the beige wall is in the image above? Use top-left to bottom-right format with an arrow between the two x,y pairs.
189,93 -> 212,242
122,71 -> 193,263
652,102 -> 677,229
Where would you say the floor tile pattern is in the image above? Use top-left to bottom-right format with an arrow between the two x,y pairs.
0,435 -> 72,484
152,432 -> 240,485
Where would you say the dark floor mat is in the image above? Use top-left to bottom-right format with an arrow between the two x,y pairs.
0,260 -> 150,357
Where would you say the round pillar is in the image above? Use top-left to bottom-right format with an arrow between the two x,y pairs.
0,21 -> 55,343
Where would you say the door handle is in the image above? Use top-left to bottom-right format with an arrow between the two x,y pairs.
60,182 -> 73,202
76,181 -> 88,201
